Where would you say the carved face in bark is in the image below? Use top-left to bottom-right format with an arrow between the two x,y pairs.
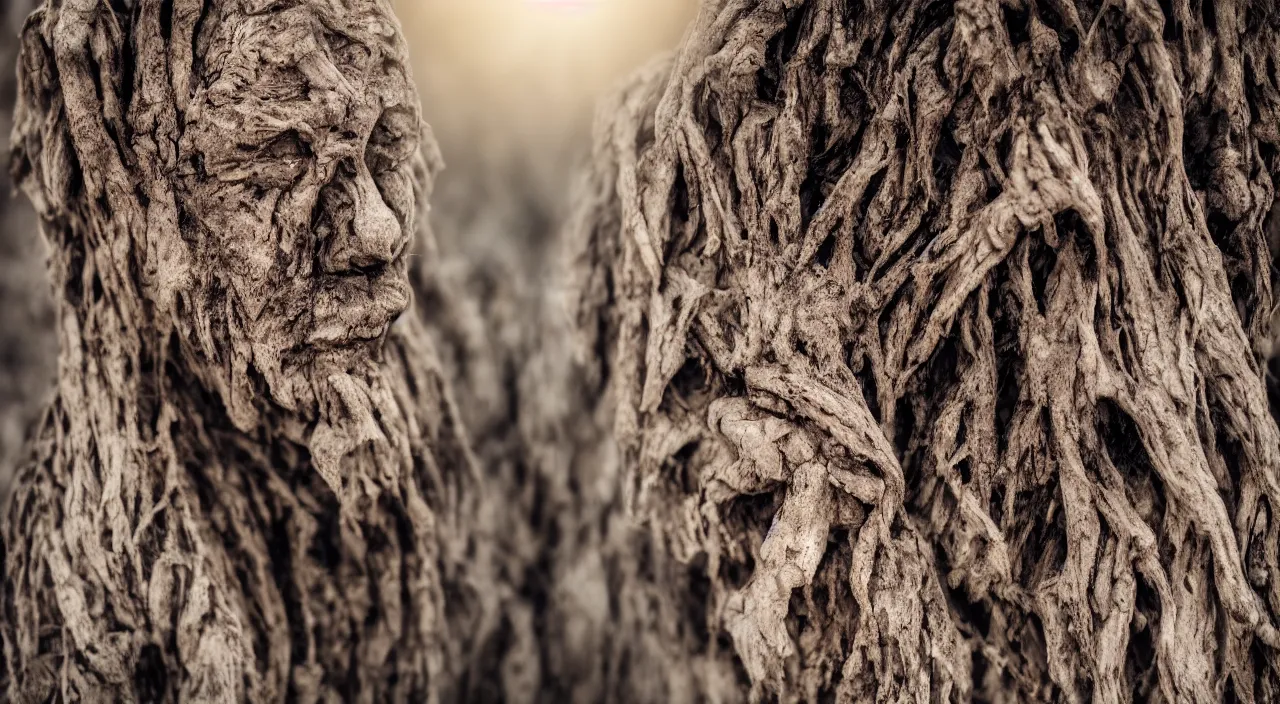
178,2 -> 425,425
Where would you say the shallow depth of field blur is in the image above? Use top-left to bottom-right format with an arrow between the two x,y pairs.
0,0 -> 696,482
401,0 -> 695,258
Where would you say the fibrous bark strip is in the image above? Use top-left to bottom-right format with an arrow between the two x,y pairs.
570,0 -> 1280,700
1,2 -> 490,701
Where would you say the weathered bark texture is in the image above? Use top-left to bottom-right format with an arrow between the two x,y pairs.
571,0 -> 1280,701
0,1 -> 492,701
0,0 -> 52,492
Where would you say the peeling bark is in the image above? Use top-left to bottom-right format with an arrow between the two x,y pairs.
571,0 -> 1280,701
1,2 -> 490,701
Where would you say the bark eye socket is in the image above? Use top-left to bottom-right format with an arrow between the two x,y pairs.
234,130 -> 313,189
261,130 -> 312,164
365,107 -> 419,173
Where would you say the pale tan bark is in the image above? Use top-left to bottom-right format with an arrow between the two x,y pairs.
0,2 -> 491,701
9,0 -> 1280,701
570,1 -> 1280,701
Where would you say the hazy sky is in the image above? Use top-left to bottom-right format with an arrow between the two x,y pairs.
399,1 -> 692,186
395,0 -> 695,253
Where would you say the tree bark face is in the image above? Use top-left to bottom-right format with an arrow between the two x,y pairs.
571,0 -> 1280,701
9,0 -> 1280,702
1,1 -> 488,701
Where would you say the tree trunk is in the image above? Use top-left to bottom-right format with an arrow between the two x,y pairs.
0,2 -> 494,701
569,0 -> 1280,701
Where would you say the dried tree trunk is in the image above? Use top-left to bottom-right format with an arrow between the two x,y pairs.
571,0 -> 1280,701
0,2 -> 498,701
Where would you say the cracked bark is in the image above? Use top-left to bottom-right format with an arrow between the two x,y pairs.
8,0 -> 1280,701
0,1 -> 721,701
571,0 -> 1280,701
0,2 -> 495,701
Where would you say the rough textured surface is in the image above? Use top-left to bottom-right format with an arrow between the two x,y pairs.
10,0 -> 1280,701
0,1 -> 491,701
0,1 -> 715,701
571,0 -> 1280,701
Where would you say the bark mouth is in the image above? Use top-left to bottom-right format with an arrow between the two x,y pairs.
307,267 -> 412,347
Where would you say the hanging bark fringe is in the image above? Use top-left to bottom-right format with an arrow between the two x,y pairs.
570,0 -> 1280,700
1,1 -> 492,701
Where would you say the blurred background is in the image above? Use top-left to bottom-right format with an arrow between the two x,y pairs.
405,0 -> 692,281
0,0 -> 696,482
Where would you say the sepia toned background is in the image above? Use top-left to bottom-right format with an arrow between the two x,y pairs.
405,0 -> 693,288
0,0 -> 696,485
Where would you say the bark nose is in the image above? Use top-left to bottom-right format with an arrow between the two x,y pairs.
323,163 -> 404,276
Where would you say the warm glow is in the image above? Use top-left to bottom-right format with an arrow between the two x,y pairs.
523,0 -> 599,13
394,0 -> 694,223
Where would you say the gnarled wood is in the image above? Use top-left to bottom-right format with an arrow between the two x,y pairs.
571,1 -> 1280,700
1,2 -> 490,701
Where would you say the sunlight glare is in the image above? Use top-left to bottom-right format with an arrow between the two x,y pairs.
526,0 -> 597,8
